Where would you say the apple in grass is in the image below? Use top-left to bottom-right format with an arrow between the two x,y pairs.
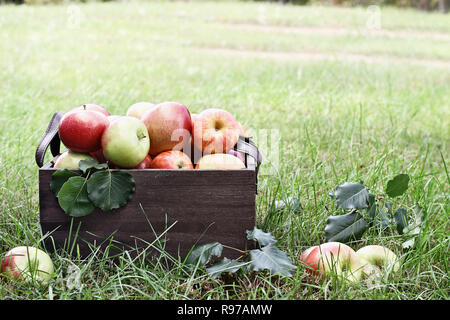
150,151 -> 193,169
142,101 -> 192,156
356,245 -> 400,277
101,116 -> 150,168
1,246 -> 54,285
59,107 -> 109,153
195,153 -> 245,170
299,242 -> 363,283
192,108 -> 241,155
54,150 -> 95,169
126,102 -> 155,120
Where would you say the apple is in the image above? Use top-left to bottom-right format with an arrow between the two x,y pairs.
89,148 -> 108,164
142,102 -> 192,156
101,116 -> 150,168
54,150 -> 95,169
299,242 -> 363,283
59,107 -> 109,153
70,104 -> 110,117
107,115 -> 123,124
150,150 -> 193,169
134,154 -> 152,169
187,113 -> 204,164
195,153 -> 246,170
1,246 -> 54,285
126,102 -> 155,119
356,245 -> 400,276
192,108 -> 241,154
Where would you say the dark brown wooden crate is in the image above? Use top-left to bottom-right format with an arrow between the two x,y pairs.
39,165 -> 257,260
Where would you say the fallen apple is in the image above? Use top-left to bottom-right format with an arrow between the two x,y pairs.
102,116 -> 150,168
59,107 -> 109,153
299,242 -> 363,283
0,246 -> 54,285
54,150 -> 95,169
126,102 -> 155,119
150,150 -> 193,169
195,153 -> 246,170
356,245 -> 400,277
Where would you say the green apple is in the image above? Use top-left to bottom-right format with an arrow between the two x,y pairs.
126,102 -> 155,120
101,116 -> 150,168
356,245 -> 400,277
54,150 -> 94,169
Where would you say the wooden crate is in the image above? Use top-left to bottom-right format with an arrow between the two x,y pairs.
36,112 -> 261,260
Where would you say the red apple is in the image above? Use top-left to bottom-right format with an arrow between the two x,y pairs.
299,242 -> 363,283
89,148 -> 108,164
150,151 -> 193,169
1,246 -> 54,285
142,102 -> 192,156
195,153 -> 245,170
126,102 -> 155,119
193,108 -> 240,154
70,104 -> 110,117
59,108 -> 109,153
54,150 -> 95,169
134,154 -> 152,169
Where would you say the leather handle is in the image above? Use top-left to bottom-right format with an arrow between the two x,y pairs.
235,136 -> 263,194
35,111 -> 64,168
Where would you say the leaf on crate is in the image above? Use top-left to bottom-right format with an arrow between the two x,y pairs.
246,226 -> 277,247
248,244 -> 297,276
185,242 -> 223,269
50,169 -> 79,196
78,159 -> 108,174
206,258 -> 248,279
393,208 -> 408,235
386,174 -> 410,198
324,210 -> 368,243
57,176 -> 95,217
333,182 -> 370,210
86,170 -> 135,211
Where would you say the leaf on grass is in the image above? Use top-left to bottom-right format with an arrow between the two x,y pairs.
324,210 -> 368,243
386,174 -> 410,198
401,203 -> 424,249
78,159 -> 108,174
50,169 -> 79,195
86,170 -> 135,211
248,244 -> 297,276
57,176 -> 95,217
206,258 -> 248,279
272,197 -> 302,215
185,242 -> 223,269
246,227 -> 277,247
333,182 -> 370,210
393,208 -> 408,235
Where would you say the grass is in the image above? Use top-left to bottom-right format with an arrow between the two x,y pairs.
0,0 -> 449,300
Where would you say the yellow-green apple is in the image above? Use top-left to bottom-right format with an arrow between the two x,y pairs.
126,102 -> 155,119
192,108 -> 240,154
71,104 -> 110,117
195,153 -> 246,170
0,246 -> 54,285
107,115 -> 123,123
54,150 -> 95,169
134,154 -> 152,169
101,116 -> 150,168
150,150 -> 193,169
142,102 -> 192,156
59,107 -> 109,153
299,242 -> 363,283
356,245 -> 400,277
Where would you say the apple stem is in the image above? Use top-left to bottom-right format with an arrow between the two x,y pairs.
83,104 -> 87,110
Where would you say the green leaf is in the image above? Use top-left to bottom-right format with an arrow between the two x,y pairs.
185,242 -> 223,269
206,258 -> 248,279
50,169 -> 79,195
246,227 -> 277,247
272,197 -> 302,215
86,170 -> 135,211
79,159 -> 108,174
57,176 -> 95,217
394,208 -> 408,234
386,174 -> 410,198
333,182 -> 370,210
248,244 -> 297,276
324,210 -> 368,243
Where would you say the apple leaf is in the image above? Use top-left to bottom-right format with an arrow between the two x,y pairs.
393,208 -> 408,235
206,258 -> 248,279
50,169 -> 79,196
386,174 -> 410,198
185,242 -> 224,270
333,182 -> 370,210
324,210 -> 368,243
57,176 -> 95,217
246,227 -> 277,247
78,159 -> 108,174
248,244 -> 297,276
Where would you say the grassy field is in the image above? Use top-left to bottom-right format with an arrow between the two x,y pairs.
0,0 -> 448,300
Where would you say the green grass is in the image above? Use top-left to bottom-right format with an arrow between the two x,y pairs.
0,0 -> 449,300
